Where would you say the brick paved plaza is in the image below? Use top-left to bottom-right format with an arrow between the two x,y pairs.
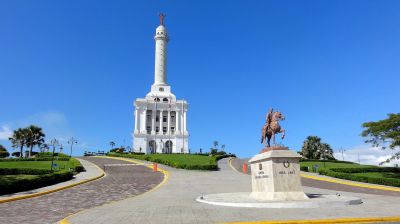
0,157 -> 163,224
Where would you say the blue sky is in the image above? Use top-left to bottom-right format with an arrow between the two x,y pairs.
0,1 -> 399,163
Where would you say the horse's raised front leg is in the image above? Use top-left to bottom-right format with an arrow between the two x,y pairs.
280,128 -> 285,140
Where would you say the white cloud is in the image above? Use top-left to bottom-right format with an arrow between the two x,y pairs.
334,145 -> 400,167
0,125 -> 12,140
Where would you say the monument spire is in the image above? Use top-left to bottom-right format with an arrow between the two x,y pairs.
153,13 -> 169,86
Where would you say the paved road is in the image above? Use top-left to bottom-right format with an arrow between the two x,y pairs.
232,158 -> 400,197
0,157 -> 163,224
66,158 -> 400,224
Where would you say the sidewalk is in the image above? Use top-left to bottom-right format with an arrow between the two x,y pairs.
0,158 -> 104,203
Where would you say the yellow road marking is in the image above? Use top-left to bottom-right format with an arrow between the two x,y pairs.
223,216 -> 400,224
58,156 -> 169,224
0,159 -> 105,204
228,157 -> 242,174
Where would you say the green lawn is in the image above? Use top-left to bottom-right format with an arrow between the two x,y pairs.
107,152 -> 232,170
140,154 -> 216,166
0,158 -> 81,171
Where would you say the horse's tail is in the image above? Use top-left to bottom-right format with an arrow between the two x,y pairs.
261,126 -> 266,143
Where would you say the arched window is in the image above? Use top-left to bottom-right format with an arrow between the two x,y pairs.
165,141 -> 173,154
163,98 -> 168,102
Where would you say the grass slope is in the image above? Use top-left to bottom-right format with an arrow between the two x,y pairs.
107,152 -> 233,170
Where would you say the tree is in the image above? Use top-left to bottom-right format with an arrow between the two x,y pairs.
362,113 -> 400,164
40,143 -> 49,152
9,128 -> 28,158
213,141 -> 219,149
300,136 -> 335,160
110,141 -> 116,151
25,125 -> 45,157
0,144 -> 10,158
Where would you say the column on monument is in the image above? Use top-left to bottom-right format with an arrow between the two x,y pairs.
183,110 -> 187,134
159,110 -> 163,135
176,110 -> 181,134
167,110 -> 171,135
134,108 -> 139,133
151,109 -> 155,133
141,109 -> 146,133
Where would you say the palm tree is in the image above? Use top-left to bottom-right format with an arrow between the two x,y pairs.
110,141 -> 116,151
9,128 -> 28,158
213,141 -> 219,150
40,143 -> 49,152
25,125 -> 45,157
221,144 -> 226,152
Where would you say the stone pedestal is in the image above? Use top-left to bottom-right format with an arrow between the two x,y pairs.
249,147 -> 309,201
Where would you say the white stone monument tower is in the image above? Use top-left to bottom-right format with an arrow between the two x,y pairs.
132,14 -> 189,154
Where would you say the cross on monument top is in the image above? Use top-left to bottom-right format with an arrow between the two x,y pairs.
159,13 -> 166,25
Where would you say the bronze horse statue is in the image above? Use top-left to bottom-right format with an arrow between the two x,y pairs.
261,110 -> 286,147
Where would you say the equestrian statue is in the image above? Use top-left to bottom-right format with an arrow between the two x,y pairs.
261,108 -> 286,147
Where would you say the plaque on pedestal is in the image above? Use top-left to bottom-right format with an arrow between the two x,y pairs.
249,146 -> 309,201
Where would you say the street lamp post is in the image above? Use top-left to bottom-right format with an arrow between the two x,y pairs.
317,149 -> 328,168
68,137 -> 78,169
49,138 -> 60,171
338,147 -> 346,161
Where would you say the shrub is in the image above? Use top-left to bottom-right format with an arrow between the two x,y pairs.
11,152 -> 20,157
128,152 -> 145,155
0,170 -> 73,195
300,159 -> 353,163
0,157 -> 70,162
74,165 -> 85,173
0,145 -> 9,158
330,167 -> 400,173
215,154 -> 236,161
0,168 -> 53,175
317,168 -> 400,187
300,166 -> 309,172
0,150 -> 10,158
37,152 -> 71,158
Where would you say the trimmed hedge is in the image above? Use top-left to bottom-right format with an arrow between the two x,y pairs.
330,167 -> 400,173
317,168 -> 400,187
300,166 -> 309,172
300,159 -> 353,164
0,170 -> 73,195
0,168 -> 52,175
107,152 -> 236,170
0,157 -> 70,162
37,152 -> 71,157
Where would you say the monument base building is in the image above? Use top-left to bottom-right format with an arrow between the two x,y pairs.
132,15 -> 189,154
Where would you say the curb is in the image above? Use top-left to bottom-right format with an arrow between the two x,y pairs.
58,156 -> 169,224
228,157 -> 400,193
223,216 -> 400,224
0,159 -> 105,204
228,157 -> 242,174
